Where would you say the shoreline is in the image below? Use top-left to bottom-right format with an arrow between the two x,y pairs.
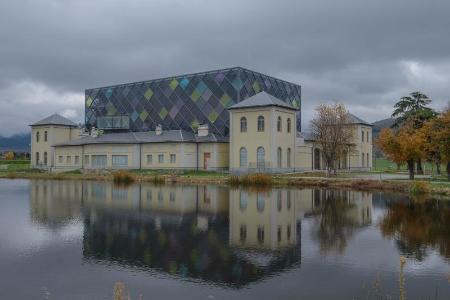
1,170 -> 449,197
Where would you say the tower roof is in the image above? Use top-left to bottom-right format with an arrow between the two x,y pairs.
30,113 -> 78,127
228,91 -> 299,111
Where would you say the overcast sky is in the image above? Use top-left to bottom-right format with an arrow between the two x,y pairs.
1,0 -> 449,136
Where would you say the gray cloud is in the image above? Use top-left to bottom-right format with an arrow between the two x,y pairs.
0,0 -> 449,136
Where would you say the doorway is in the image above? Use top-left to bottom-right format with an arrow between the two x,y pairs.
203,153 -> 211,170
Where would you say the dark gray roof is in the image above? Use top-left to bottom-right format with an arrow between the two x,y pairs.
31,113 -> 78,127
228,91 -> 299,111
348,113 -> 372,126
53,130 -> 229,146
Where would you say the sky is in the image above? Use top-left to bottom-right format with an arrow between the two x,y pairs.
1,0 -> 449,137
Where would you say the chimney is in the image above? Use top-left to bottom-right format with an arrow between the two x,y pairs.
198,124 -> 209,137
155,124 -> 163,135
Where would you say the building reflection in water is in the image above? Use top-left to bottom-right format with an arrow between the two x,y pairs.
29,180 -> 373,287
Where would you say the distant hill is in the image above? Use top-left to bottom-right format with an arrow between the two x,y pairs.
372,118 -> 395,138
0,133 -> 31,152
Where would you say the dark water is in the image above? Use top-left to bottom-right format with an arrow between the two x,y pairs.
0,179 -> 449,299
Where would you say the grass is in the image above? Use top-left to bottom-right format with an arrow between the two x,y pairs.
228,173 -> 273,186
373,157 -> 447,174
409,181 -> 431,195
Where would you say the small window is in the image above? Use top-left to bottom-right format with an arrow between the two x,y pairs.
287,148 -> 291,168
147,154 -> 152,165
43,152 -> 47,165
112,155 -> 128,167
66,156 -> 71,164
58,156 -> 63,164
362,131 -> 364,142
257,116 -> 265,132
75,156 -> 79,165
287,118 -> 291,133
170,154 -> 176,163
44,131 -> 48,142
277,116 -> 282,132
240,117 -> 247,132
36,131 -> 40,143
84,155 -> 89,165
158,154 -> 164,163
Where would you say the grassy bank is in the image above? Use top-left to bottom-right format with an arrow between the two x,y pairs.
1,166 -> 449,197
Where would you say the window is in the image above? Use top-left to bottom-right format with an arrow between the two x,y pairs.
112,155 -> 128,167
158,190 -> 163,202
257,226 -> 265,243
66,156 -> 71,164
36,152 -> 40,164
257,116 -> 265,132
362,131 -> 364,142
84,155 -> 89,165
277,191 -> 282,211
367,153 -> 370,167
367,131 -> 369,143
75,156 -> 79,165
257,147 -> 265,168
287,118 -> 291,133
240,225 -> 247,242
158,154 -> 164,163
277,116 -> 282,132
240,117 -> 247,132
287,191 -> 291,210
44,131 -> 48,142
146,190 -> 152,202
44,152 -> 47,165
277,147 -> 282,168
287,225 -> 291,241
239,147 -> 247,167
362,153 -> 365,167
147,154 -> 152,165
170,191 -> 175,202
287,148 -> 291,168
36,131 -> 40,143
239,191 -> 248,211
92,155 -> 107,168
257,192 -> 265,212
170,154 -> 176,163
58,156 -> 63,164
277,226 -> 282,243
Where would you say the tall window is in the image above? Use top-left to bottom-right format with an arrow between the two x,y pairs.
239,147 -> 247,167
362,131 -> 364,142
257,193 -> 265,212
367,131 -> 369,143
84,155 -> 90,165
277,147 -> 282,168
44,131 -> 48,142
112,155 -> 128,167
36,152 -> 40,164
239,191 -> 248,211
147,154 -> 152,165
257,147 -> 265,168
362,153 -> 365,167
240,117 -> 247,132
287,118 -> 291,133
367,153 -> 370,167
240,225 -> 247,242
257,116 -> 265,132
43,152 -> 47,165
277,191 -> 282,211
277,116 -> 282,132
158,154 -> 164,163
257,226 -> 265,243
287,148 -> 291,168
36,131 -> 40,143
170,154 -> 176,163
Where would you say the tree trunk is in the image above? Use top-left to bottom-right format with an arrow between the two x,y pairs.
407,160 -> 415,180
447,162 -> 450,181
436,162 -> 441,175
416,159 -> 424,175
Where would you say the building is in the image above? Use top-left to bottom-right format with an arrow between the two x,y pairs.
30,67 -> 372,172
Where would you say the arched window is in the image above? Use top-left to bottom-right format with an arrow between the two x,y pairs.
257,193 -> 265,212
239,147 -> 247,168
287,118 -> 291,133
367,153 -> 370,167
277,116 -> 282,132
257,147 -> 265,168
239,191 -> 248,211
44,152 -> 48,165
240,117 -> 247,132
277,147 -> 282,168
44,131 -> 48,142
36,152 -> 39,164
362,131 -> 364,142
257,116 -> 265,132
362,153 -> 365,167
36,131 -> 40,143
287,148 -> 291,168
277,191 -> 282,211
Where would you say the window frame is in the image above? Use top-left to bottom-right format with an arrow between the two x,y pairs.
240,117 -> 247,132
257,116 -> 265,132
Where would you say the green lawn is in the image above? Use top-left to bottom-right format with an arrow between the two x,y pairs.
0,160 -> 31,172
373,158 -> 445,175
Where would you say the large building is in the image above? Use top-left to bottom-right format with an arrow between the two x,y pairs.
30,67 -> 373,172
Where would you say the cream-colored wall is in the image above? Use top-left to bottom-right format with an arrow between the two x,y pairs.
229,107 -> 296,172
295,143 -> 313,171
54,146 -> 83,171
31,126 -> 80,168
349,125 -> 373,169
198,143 -> 229,170
83,144 -> 140,169
141,143 -> 193,169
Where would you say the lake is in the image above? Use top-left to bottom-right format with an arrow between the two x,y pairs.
0,179 -> 449,299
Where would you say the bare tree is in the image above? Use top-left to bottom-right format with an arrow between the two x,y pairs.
311,104 -> 354,176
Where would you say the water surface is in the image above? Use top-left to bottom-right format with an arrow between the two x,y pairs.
0,179 -> 449,299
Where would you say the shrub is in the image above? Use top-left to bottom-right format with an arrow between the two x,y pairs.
410,181 -> 431,195
113,171 -> 135,185
151,175 -> 165,184
228,173 -> 273,186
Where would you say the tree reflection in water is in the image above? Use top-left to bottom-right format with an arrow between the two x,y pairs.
380,199 -> 450,261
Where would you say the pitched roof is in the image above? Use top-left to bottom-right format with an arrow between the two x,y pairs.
53,130 -> 229,146
228,91 -> 299,111
348,113 -> 372,126
31,113 -> 78,127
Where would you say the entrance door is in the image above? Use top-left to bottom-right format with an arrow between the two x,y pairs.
314,148 -> 321,170
203,153 -> 211,170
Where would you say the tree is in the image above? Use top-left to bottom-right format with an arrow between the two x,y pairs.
4,151 -> 14,160
311,104 -> 353,176
392,92 -> 436,174
377,121 -> 425,180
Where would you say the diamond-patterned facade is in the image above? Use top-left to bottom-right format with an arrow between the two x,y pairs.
85,67 -> 302,136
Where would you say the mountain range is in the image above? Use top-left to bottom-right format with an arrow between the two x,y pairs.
0,133 -> 31,152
